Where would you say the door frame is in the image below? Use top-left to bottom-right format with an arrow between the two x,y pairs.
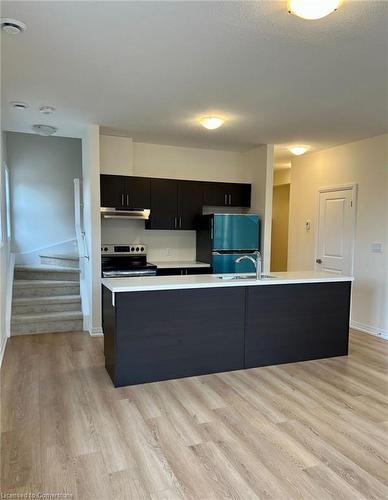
315,183 -> 358,275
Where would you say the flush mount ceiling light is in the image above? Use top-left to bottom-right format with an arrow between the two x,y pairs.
39,105 -> 56,115
1,18 -> 27,34
32,124 -> 57,136
10,101 -> 29,110
199,116 -> 225,130
288,145 -> 310,156
287,0 -> 341,20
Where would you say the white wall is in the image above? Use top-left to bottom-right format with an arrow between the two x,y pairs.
274,168 -> 291,186
0,132 -> 11,365
6,132 -> 82,261
288,133 -> 388,338
82,125 -> 102,335
100,136 -> 271,263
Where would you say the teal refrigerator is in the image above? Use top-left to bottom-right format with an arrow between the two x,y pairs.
196,214 -> 261,274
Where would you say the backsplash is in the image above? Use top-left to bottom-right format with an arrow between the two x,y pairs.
101,219 -> 196,261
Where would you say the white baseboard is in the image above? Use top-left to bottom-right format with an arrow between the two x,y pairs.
0,336 -> 8,368
89,326 -> 104,337
350,320 -> 388,341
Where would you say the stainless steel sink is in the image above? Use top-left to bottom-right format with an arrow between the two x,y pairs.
217,274 -> 277,281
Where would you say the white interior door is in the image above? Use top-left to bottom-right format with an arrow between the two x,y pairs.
316,186 -> 356,275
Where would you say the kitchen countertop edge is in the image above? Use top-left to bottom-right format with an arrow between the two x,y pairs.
102,272 -> 354,293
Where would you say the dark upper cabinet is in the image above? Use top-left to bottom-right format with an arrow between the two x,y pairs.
146,178 -> 178,230
100,175 -> 127,208
100,175 -> 150,209
177,181 -> 204,230
228,183 -> 251,207
102,175 -> 251,229
203,182 -> 251,207
126,177 -> 150,209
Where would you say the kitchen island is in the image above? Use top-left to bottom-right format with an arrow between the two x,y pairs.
102,272 -> 353,387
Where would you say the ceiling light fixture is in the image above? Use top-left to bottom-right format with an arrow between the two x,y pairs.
32,124 -> 57,136
200,116 -> 225,130
39,105 -> 56,115
289,145 -> 309,156
10,101 -> 29,110
287,0 -> 341,20
1,18 -> 27,34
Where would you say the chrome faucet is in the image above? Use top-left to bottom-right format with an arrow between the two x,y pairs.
235,251 -> 262,280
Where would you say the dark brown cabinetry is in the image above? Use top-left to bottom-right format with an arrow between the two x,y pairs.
245,282 -> 351,368
156,267 -> 211,276
102,281 -> 351,387
100,175 -> 150,209
100,174 -> 251,230
146,178 -> 178,230
203,181 -> 251,207
146,179 -> 204,230
103,286 -> 246,386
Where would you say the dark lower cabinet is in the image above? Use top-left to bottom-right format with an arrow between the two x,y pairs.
156,267 -> 212,276
103,281 -> 351,387
245,282 -> 351,368
103,286 -> 245,386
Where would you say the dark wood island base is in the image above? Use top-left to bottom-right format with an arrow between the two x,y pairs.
103,281 -> 351,387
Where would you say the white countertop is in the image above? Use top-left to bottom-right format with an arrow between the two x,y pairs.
150,260 -> 211,269
102,271 -> 353,293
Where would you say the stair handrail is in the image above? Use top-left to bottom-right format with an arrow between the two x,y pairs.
73,178 -> 89,260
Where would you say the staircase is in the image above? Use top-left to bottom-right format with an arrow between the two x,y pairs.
11,255 -> 83,335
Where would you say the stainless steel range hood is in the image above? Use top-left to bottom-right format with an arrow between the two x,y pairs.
100,207 -> 150,220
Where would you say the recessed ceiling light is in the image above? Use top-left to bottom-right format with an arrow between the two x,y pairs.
32,124 -> 57,136
1,18 -> 27,35
200,116 -> 225,130
287,0 -> 341,20
288,145 -> 310,156
10,101 -> 29,110
39,105 -> 56,115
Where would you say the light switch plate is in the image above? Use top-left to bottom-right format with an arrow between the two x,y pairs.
371,242 -> 383,253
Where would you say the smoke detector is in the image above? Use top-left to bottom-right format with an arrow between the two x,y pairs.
1,18 -> 26,35
32,124 -> 57,136
11,101 -> 29,110
39,105 -> 56,115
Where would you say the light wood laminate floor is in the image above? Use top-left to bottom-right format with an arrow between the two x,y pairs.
1,329 -> 388,499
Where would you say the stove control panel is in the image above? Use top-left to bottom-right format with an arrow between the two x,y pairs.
101,244 -> 146,255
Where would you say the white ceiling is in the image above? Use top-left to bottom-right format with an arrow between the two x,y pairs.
2,1 -> 388,155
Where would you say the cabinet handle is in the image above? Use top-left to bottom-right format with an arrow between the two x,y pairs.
179,217 -> 182,229
174,217 -> 177,229
121,194 -> 125,206
229,194 -> 232,205
210,219 -> 214,240
224,194 -> 228,205
126,194 -> 130,206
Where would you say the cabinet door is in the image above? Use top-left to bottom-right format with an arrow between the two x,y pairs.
203,182 -> 230,206
186,267 -> 212,275
146,178 -> 178,230
156,268 -> 182,276
228,183 -> 251,207
100,175 -> 126,208
245,282 -> 351,368
125,177 -> 150,209
177,181 -> 204,230
111,287 -> 245,386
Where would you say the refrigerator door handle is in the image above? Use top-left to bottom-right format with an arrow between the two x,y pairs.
210,219 -> 214,240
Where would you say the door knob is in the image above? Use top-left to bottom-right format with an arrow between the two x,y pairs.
316,258 -> 322,264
